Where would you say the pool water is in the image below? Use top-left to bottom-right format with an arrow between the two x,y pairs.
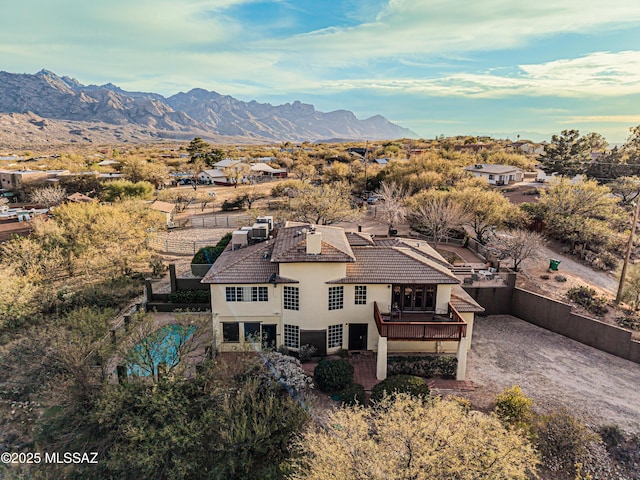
125,324 -> 197,377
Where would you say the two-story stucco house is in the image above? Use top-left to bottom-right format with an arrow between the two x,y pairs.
201,223 -> 483,380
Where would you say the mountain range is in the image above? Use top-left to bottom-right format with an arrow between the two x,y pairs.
0,70 -> 417,145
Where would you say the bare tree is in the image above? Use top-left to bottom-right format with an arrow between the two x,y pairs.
412,195 -> 469,249
376,181 -> 408,236
29,184 -> 68,207
490,229 -> 544,272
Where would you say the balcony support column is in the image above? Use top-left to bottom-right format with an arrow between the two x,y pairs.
456,336 -> 468,380
376,335 -> 388,381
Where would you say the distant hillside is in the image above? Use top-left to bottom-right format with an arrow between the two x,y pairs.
0,69 -> 417,145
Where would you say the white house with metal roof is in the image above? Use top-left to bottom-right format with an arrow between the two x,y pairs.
201,222 -> 483,380
464,164 -> 524,185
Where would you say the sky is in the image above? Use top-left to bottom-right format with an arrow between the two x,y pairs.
1,0 -> 640,143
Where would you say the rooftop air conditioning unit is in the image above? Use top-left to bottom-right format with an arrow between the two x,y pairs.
232,230 -> 249,249
256,215 -> 274,232
252,223 -> 269,241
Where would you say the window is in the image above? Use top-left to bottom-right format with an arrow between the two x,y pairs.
488,174 -> 494,180
328,286 -> 344,310
354,285 -> 367,305
225,286 -> 268,302
328,324 -> 343,349
283,324 -> 299,349
222,322 -> 239,342
283,286 -> 299,310
244,322 -> 261,342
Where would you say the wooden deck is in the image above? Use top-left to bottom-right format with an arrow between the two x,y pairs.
374,302 -> 467,341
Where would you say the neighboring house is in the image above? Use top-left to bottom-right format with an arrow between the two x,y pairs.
97,159 -> 120,167
149,200 -> 176,227
374,158 -> 389,165
0,169 -> 49,190
249,162 -> 288,178
198,169 -> 228,185
202,223 -> 483,380
464,164 -> 524,185
98,172 -> 125,181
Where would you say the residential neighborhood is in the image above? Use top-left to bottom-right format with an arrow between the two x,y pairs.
2,133 -> 640,479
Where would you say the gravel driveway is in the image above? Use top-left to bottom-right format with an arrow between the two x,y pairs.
466,315 -> 640,433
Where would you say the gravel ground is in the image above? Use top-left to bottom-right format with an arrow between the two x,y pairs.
466,315 -> 640,433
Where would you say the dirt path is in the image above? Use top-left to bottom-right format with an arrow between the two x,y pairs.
521,241 -> 619,294
466,315 -> 640,433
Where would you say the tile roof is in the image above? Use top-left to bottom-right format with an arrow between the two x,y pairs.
450,285 -> 485,313
201,243 -> 298,284
271,223 -> 355,263
328,246 -> 459,284
372,237 -> 451,269
345,231 -> 375,246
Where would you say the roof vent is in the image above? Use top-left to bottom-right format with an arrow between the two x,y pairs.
475,164 -> 483,169
263,251 -> 270,259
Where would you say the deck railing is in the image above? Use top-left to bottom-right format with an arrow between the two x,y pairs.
374,302 -> 467,341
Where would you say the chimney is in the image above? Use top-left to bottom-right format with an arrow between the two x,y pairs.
306,230 -> 322,255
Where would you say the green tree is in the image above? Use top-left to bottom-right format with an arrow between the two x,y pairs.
541,129 -> 591,176
100,180 -> 155,202
291,394 -> 539,480
538,177 -> 624,255
453,186 -> 514,244
36,356 -> 309,480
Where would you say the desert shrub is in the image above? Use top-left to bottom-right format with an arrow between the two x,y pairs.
298,344 -> 317,363
339,383 -> 365,406
540,274 -> 550,280
314,359 -> 354,392
598,424 -> 624,449
616,313 -> 640,330
584,250 -> 619,271
494,385 -> 533,427
387,355 -> 457,379
221,195 -> 246,211
168,289 -> 210,304
336,348 -> 349,358
253,351 -> 313,393
567,285 -> 608,316
370,375 -> 430,402
445,395 -> 471,412
555,275 -> 567,282
534,410 -> 617,478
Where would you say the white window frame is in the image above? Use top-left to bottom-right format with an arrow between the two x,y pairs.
283,324 -> 299,349
328,286 -> 344,310
283,286 -> 300,311
354,285 -> 367,305
327,324 -> 343,349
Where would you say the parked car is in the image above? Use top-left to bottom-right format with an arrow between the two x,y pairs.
367,194 -> 384,204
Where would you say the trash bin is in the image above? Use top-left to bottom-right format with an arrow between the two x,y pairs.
549,259 -> 561,271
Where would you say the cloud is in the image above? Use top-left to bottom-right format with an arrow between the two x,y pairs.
563,115 -> 640,124
318,51 -> 640,98
273,0 -> 640,67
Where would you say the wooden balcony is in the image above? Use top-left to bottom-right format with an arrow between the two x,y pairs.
373,302 -> 467,341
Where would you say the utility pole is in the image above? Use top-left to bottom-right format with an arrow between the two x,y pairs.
364,140 -> 368,193
616,198 -> 640,304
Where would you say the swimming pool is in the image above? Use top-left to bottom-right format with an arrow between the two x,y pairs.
125,324 -> 197,377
